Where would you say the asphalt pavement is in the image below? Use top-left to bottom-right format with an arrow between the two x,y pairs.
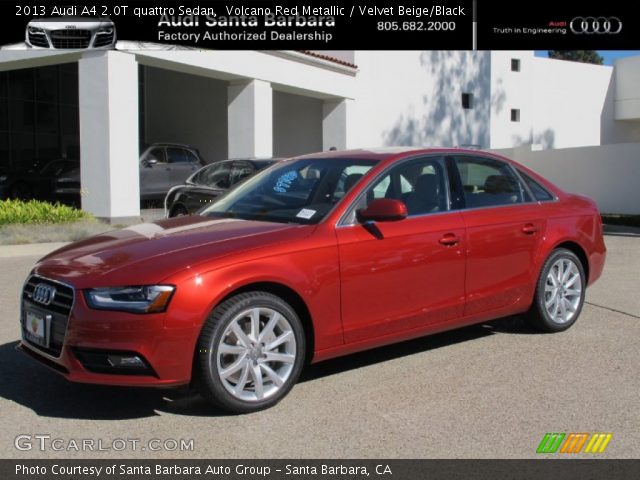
0,235 -> 638,459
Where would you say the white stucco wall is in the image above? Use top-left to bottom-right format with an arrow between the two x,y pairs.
144,66 -> 228,162
530,57 -> 612,149
614,56 -> 640,120
494,143 -> 640,214
488,51 -> 535,149
351,51 -> 491,149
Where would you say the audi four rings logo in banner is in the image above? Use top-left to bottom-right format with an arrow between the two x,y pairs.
570,17 -> 623,34
32,283 -> 56,306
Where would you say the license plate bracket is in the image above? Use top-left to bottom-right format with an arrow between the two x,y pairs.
23,308 -> 51,348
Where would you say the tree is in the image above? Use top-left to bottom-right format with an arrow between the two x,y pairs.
548,51 -> 604,65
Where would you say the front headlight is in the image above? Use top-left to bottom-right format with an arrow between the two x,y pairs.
84,285 -> 175,313
28,26 -> 45,34
98,26 -> 114,34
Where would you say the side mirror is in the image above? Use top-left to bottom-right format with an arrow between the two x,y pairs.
356,198 -> 407,223
143,157 -> 158,167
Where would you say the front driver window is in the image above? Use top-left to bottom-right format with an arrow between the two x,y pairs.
343,156 -> 448,224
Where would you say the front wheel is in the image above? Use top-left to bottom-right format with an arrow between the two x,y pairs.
196,292 -> 306,413
525,248 -> 586,332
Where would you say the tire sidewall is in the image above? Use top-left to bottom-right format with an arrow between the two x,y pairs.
535,249 -> 586,332
198,292 -> 305,413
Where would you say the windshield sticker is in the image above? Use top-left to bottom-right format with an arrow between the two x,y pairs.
296,208 -> 316,220
274,171 -> 298,193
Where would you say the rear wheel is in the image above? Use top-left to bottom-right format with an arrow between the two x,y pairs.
170,205 -> 189,217
196,292 -> 305,413
526,248 -> 586,332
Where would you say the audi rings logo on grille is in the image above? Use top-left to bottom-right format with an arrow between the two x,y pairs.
570,17 -> 622,34
32,283 -> 56,306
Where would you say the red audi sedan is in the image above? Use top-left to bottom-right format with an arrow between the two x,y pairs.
19,148 -> 606,413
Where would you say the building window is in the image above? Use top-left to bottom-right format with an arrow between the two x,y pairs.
511,58 -> 521,72
461,92 -> 473,110
511,109 -> 521,122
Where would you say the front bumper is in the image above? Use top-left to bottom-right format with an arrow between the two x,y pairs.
19,278 -> 199,387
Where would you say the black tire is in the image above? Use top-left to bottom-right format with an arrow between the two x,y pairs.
10,182 -> 32,200
525,248 -> 586,332
196,291 -> 306,413
170,204 -> 189,217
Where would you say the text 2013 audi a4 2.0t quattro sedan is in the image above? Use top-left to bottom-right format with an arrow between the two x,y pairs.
19,149 -> 606,413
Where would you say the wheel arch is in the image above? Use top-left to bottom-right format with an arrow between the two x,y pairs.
202,281 -> 315,365
551,240 -> 590,283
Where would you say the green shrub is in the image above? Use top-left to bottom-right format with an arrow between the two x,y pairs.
0,199 -> 92,225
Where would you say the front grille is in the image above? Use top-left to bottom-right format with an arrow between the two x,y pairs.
28,32 -> 49,48
50,29 -> 91,49
93,32 -> 114,48
22,276 -> 74,358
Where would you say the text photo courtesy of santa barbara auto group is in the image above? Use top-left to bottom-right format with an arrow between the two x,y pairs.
0,1 -> 638,479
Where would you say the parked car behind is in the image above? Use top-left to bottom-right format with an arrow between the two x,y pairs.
0,158 -> 79,203
139,143 -> 206,201
33,143 -> 206,205
165,158 -> 279,217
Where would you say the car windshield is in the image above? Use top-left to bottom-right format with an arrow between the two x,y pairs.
201,157 -> 377,224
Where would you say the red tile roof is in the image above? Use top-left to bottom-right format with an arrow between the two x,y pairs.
298,51 -> 357,69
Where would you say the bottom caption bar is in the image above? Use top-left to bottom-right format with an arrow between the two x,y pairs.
3,459 -> 640,480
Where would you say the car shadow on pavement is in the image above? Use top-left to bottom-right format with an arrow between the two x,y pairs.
0,316 -> 536,419
0,341 -> 224,419
299,315 -> 537,383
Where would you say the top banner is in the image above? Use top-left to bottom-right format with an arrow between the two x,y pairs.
0,0 -> 638,50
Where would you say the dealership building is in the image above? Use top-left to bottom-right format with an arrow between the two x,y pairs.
0,47 -> 639,221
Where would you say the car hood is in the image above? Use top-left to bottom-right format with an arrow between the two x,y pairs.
34,216 -> 314,288
29,18 -> 112,30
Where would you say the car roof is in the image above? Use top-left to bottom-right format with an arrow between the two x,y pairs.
145,143 -> 199,150
291,147 -> 500,161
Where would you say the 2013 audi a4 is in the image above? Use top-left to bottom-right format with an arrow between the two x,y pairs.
19,148 -> 606,413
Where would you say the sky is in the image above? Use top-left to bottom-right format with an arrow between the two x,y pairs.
535,50 -> 640,65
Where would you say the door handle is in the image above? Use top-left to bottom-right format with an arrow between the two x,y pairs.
521,223 -> 539,235
439,233 -> 461,246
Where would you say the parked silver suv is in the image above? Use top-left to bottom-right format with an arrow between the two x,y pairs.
26,17 -> 116,49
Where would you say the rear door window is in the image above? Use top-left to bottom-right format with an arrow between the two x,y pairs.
453,156 -> 530,208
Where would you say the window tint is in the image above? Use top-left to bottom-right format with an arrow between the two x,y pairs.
167,148 -> 192,163
203,158 -> 378,225
332,164 -> 371,201
519,170 -> 554,201
184,150 -> 199,164
229,162 -> 255,186
454,156 -> 528,208
196,162 -> 232,188
365,156 -> 448,216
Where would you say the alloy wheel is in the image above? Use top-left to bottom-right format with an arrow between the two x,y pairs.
544,258 -> 583,324
216,307 -> 296,402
